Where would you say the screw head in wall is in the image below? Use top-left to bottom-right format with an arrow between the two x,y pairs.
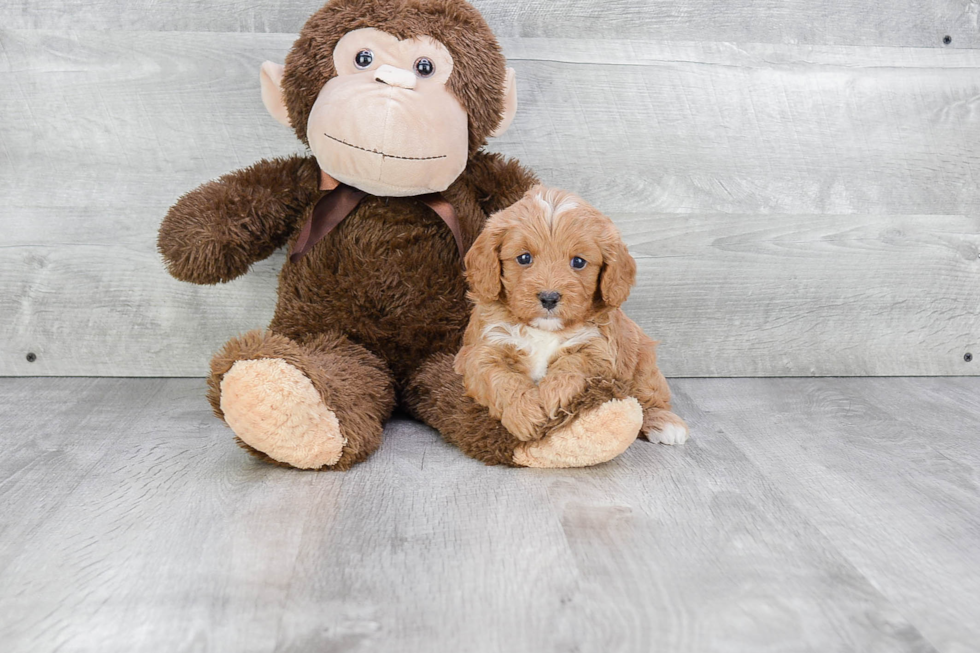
965,353 -> 974,363
26,352 -> 37,363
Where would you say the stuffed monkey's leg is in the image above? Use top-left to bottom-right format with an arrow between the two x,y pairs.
208,330 -> 395,470
403,352 -> 524,465
404,353 -> 642,468
515,377 -> 643,468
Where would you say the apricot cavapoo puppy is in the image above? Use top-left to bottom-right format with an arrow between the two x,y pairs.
454,185 -> 689,447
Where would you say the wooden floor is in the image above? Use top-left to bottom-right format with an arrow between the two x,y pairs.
0,377 -> 978,653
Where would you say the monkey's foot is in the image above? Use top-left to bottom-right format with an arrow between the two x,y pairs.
513,397 -> 642,468
220,358 -> 345,469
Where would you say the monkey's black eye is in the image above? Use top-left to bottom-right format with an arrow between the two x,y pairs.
414,57 -> 435,78
570,256 -> 588,270
516,253 -> 533,266
354,50 -> 374,69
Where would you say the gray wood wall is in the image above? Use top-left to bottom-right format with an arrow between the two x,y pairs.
2,1 -> 978,377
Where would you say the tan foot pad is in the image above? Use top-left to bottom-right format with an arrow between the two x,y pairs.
513,397 -> 643,468
220,358 -> 345,469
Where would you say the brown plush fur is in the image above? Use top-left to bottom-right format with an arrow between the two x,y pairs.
208,330 -> 396,469
403,353 -> 630,465
455,187 -> 683,442
158,156 -> 322,285
159,0 -> 541,468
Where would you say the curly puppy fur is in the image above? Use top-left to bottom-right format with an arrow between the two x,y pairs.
455,186 -> 688,443
159,0 -> 541,468
404,353 -> 631,465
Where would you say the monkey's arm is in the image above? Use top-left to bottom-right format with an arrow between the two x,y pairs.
158,155 -> 320,284
467,151 -> 539,216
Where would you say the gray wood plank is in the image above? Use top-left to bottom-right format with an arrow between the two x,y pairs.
0,30 -> 304,211
619,212 -> 980,377
6,32 -> 980,215
0,377 -> 953,652
3,210 -> 977,377
678,377 -> 980,653
0,378 -> 167,574
499,39 -> 980,216
846,377 -> 980,471
0,236 -> 283,376
0,377 -> 344,652
3,30 -> 979,377
0,0 -> 974,49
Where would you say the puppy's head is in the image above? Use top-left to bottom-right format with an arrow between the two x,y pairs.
466,185 -> 636,330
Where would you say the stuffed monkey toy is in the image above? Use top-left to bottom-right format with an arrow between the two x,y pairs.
158,0 -> 643,469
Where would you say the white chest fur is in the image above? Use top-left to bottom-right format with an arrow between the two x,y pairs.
482,323 -> 599,383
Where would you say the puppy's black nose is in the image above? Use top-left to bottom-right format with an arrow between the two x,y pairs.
538,291 -> 561,310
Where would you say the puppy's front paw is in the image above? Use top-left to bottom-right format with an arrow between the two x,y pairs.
538,374 -> 587,417
642,410 -> 690,445
501,392 -> 548,441
652,422 -> 689,445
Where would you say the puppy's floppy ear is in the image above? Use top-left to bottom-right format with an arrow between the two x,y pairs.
598,232 -> 637,309
465,221 -> 506,302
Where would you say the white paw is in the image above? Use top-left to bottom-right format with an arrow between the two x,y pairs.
654,422 -> 689,445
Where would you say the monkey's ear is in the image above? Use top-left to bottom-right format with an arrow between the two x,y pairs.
490,67 -> 517,138
260,61 -> 291,128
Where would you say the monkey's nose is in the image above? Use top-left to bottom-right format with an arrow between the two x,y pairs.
538,291 -> 561,310
374,64 -> 417,90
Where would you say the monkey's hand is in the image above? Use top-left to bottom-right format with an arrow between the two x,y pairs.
500,388 -> 549,442
158,156 -> 319,284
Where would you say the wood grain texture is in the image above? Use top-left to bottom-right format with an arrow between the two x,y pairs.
2,211 -> 977,377
619,212 -> 980,376
5,376 -> 977,652
499,39 -> 980,216
685,377 -> 980,653
2,29 -> 979,376
10,31 -> 980,215
1,0 -> 976,49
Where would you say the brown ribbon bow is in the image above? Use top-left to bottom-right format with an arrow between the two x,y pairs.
289,171 -> 466,266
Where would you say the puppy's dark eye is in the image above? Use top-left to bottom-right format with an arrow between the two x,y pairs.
570,256 -> 588,270
414,57 -> 435,77
354,50 -> 374,69
516,253 -> 533,266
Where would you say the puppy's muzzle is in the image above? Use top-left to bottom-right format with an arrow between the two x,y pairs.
538,291 -> 561,311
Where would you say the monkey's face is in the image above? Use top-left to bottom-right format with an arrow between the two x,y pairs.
305,28 -> 469,196
262,2 -> 518,197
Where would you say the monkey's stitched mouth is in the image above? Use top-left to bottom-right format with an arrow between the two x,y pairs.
324,133 -> 447,161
